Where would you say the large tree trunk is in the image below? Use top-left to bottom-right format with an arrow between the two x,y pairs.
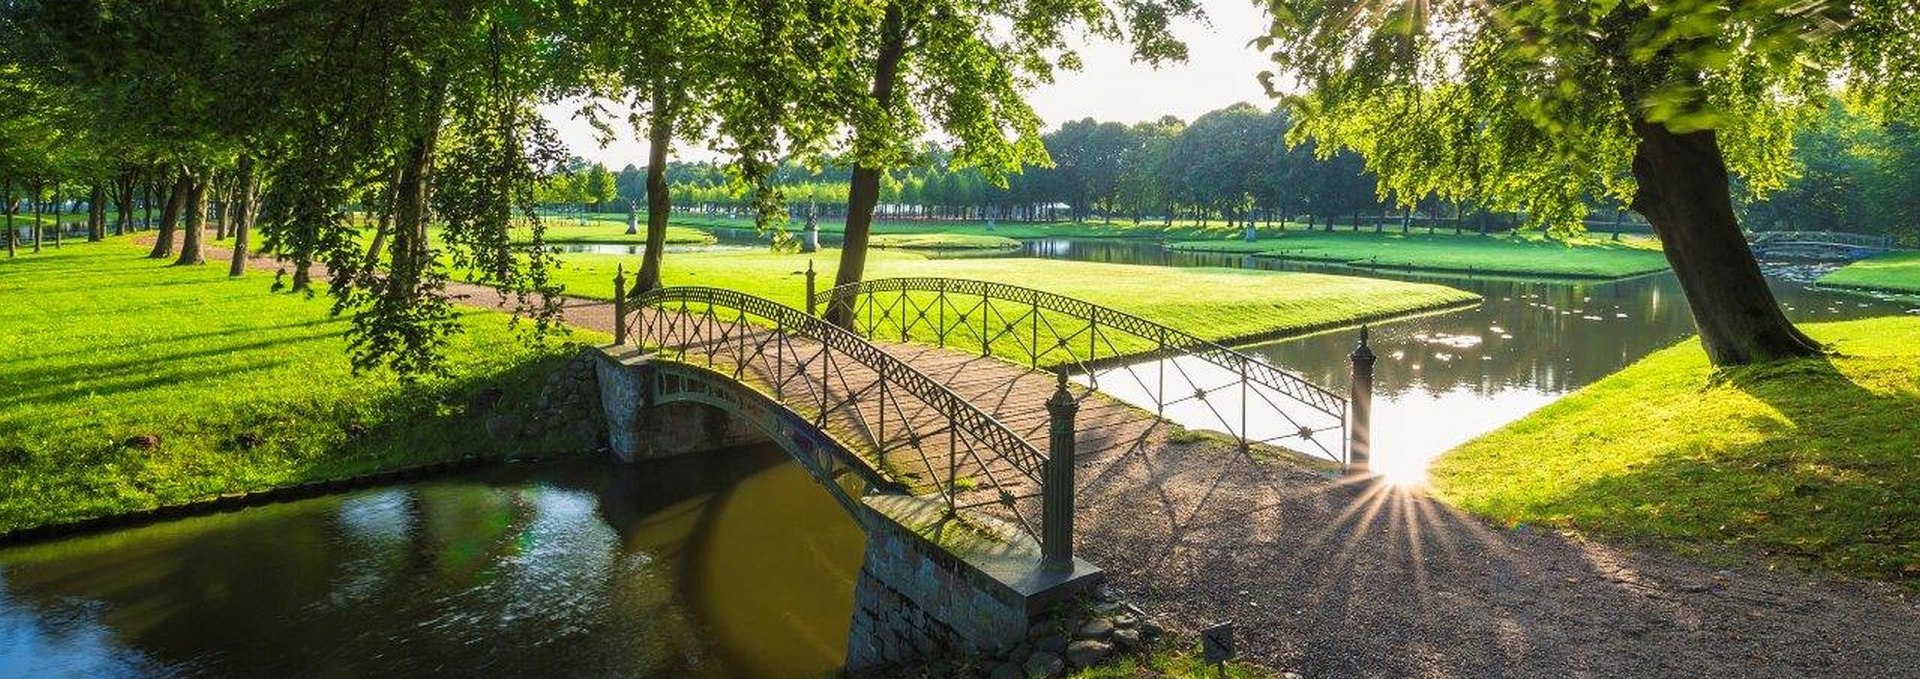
1628,121 -> 1818,366
175,174 -> 209,265
87,184 -> 106,241
386,81 -> 447,304
636,90 -> 673,294
229,156 -> 256,277
149,176 -> 187,258
828,2 -> 909,328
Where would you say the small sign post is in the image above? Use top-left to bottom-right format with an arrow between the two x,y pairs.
1200,621 -> 1236,678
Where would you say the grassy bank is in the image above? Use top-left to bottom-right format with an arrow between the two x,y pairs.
1431,317 -> 1920,584
1818,251 -> 1920,295
546,248 -> 1478,357
1170,230 -> 1670,279
0,240 -> 597,534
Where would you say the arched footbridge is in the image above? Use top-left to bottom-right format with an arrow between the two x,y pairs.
608,276 -> 1372,555
1749,231 -> 1897,261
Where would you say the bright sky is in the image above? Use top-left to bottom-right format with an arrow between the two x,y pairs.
542,0 -> 1276,167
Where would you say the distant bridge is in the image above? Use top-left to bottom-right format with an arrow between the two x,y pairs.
1749,231 -> 1897,262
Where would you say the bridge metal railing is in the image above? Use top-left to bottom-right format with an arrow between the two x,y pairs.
814,277 -> 1357,466
1749,230 -> 1895,249
615,282 -> 1056,541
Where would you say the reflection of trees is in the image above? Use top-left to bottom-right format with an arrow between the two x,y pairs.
1248,271 -> 1909,402
1251,276 -> 1702,400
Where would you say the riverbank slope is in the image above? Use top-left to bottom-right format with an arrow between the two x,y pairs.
1818,251 -> 1920,295
1430,316 -> 1920,585
0,241 -> 594,534
1170,230 -> 1670,279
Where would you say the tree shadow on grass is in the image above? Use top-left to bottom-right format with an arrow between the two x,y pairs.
1542,354 -> 1920,584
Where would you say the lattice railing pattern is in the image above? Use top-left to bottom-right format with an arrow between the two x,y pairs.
818,277 -> 1352,463
625,286 -> 1048,534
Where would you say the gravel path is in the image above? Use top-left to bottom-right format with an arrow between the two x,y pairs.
1074,433 -> 1920,678
153,234 -> 1920,678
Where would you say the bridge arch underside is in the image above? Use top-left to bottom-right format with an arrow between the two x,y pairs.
620,360 -> 901,517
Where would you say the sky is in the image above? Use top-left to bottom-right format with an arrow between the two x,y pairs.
541,0 -> 1277,168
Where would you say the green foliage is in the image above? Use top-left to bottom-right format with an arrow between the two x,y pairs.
0,242 -> 594,534
1258,0 -> 1919,232
1432,317 -> 1920,585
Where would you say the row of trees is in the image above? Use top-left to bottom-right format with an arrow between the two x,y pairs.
6,0 -> 1914,370
2,0 -> 1201,375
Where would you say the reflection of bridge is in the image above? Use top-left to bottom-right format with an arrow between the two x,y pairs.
1749,231 -> 1896,261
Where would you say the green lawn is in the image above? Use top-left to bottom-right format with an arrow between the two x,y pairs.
1431,317 -> 1920,584
547,248 -> 1478,359
1818,251 -> 1920,295
1170,230 -> 1670,279
0,240 -> 599,534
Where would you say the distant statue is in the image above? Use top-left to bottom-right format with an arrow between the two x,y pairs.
986,209 -> 996,232
1243,221 -> 1257,242
801,196 -> 820,253
625,200 -> 639,235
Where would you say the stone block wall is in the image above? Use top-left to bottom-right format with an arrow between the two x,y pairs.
845,496 -> 1102,675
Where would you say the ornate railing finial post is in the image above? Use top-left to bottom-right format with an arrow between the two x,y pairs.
805,259 -> 818,317
1347,325 -> 1376,474
613,263 -> 629,345
1043,368 -> 1079,569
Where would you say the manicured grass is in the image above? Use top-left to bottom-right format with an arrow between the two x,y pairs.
1818,251 -> 1920,295
869,233 -> 1022,250
545,248 -> 1478,361
1169,230 -> 1670,279
0,240 -> 600,534
1431,317 -> 1920,584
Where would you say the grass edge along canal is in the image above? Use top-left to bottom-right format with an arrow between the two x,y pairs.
0,239 -> 603,536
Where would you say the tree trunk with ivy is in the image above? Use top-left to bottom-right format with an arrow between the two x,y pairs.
1628,122 -> 1819,364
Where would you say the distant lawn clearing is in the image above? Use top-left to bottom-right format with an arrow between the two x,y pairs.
0,241 -> 596,534
1818,251 -> 1920,295
1169,230 -> 1670,279
544,248 -> 1480,351
1431,317 -> 1920,584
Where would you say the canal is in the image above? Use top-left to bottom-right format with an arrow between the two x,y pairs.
0,446 -> 865,678
5,232 -> 1913,677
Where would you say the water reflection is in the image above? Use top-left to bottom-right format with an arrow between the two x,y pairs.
0,446 -> 865,679
1002,237 -> 1916,480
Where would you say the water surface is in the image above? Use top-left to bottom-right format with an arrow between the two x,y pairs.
0,446 -> 865,678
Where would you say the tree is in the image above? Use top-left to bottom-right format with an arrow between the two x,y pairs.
1260,0 -> 1917,365
823,0 -> 1204,326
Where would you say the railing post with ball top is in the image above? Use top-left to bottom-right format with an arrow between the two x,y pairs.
1043,368 -> 1079,569
613,264 -> 628,346
1348,325 -> 1376,474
